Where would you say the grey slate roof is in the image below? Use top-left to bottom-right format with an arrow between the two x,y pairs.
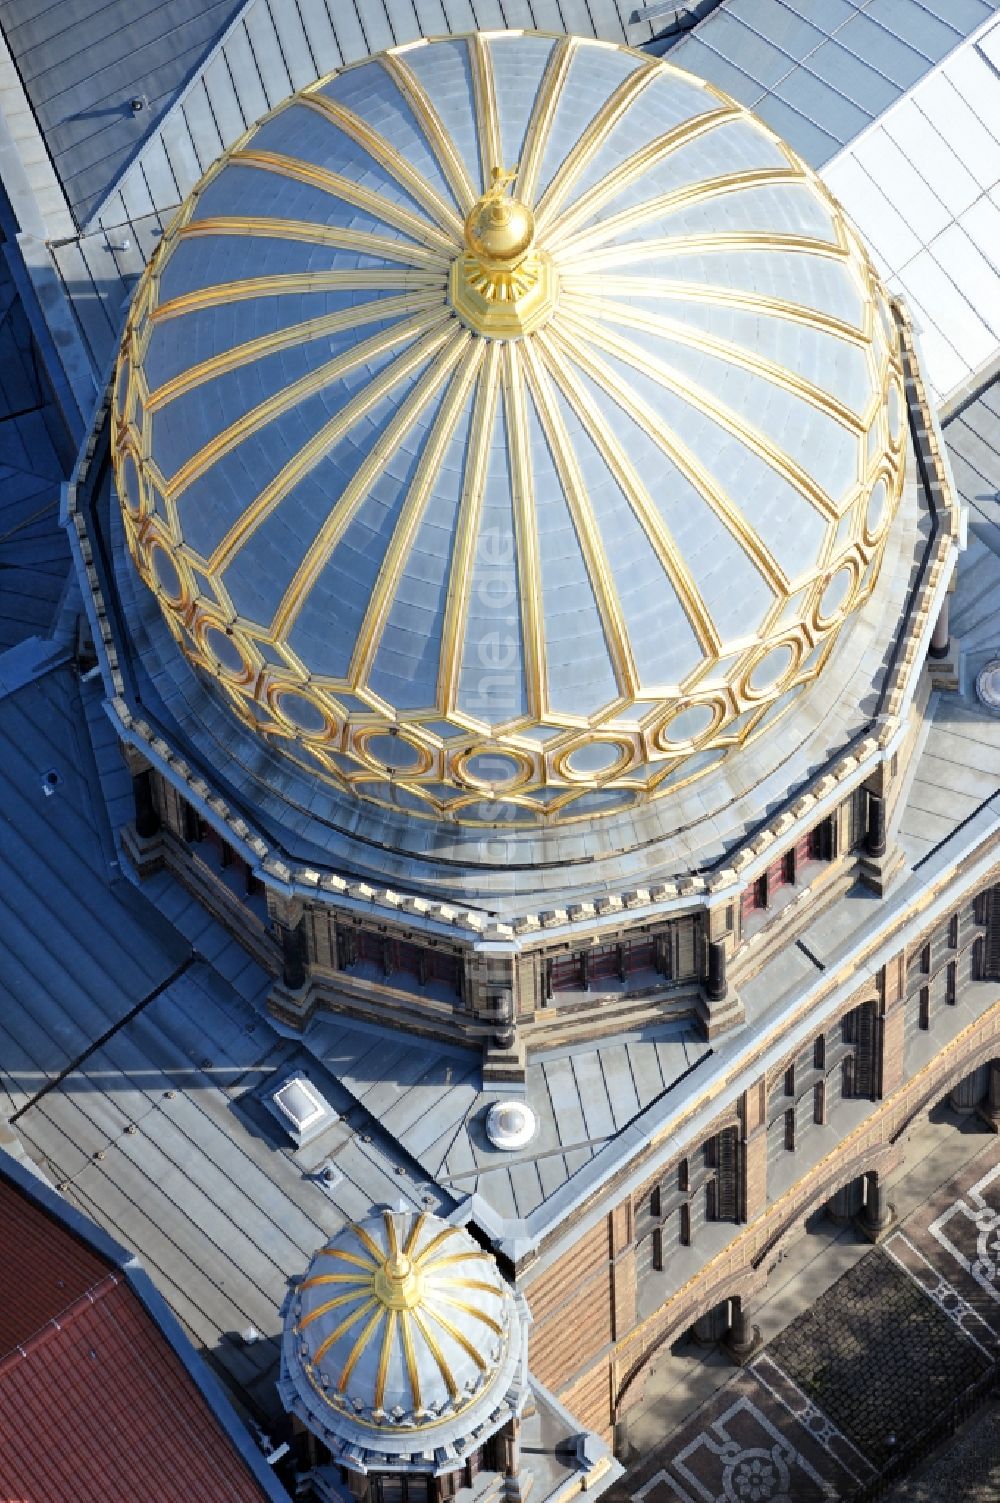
665,0 -> 1000,168
0,661 -> 455,1420
0,647 -> 708,1412
0,0 -> 245,226
0,248 -> 72,652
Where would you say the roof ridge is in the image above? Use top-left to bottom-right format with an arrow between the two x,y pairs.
0,1271 -> 121,1374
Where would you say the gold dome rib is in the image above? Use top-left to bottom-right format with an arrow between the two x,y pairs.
436,1297 -> 503,1337
553,167 -> 806,258
338,1305 -> 386,1392
300,92 -> 465,237
521,339 -> 639,700
302,1272 -> 375,1289
503,342 -> 548,721
536,325 -> 721,657
206,317 -> 453,573
437,339 -> 500,713
412,1224 -> 461,1264
567,293 -> 865,433
539,103 -> 737,242
417,1249 -> 491,1271
151,270 -> 443,323
400,1309 -> 422,1411
380,52 -> 478,214
299,1290 -> 373,1329
533,59 -> 659,230
565,309 -> 840,522
230,149 -> 458,255
373,1308 -> 397,1410
312,1296 -> 378,1366
420,1302 -> 489,1370
403,1213 -> 427,1256
572,229 -> 850,274
176,214 -> 449,272
435,1277 -> 508,1295
352,1223 -> 389,1265
469,33 -> 502,191
319,1247 -> 379,1271
515,34 -> 574,208
559,275 -> 868,345
549,321 -> 789,594
168,309 -> 449,512
383,1210 -> 400,1259
411,1307 -> 459,1399
348,339 -> 486,685
147,291 -> 443,412
272,327 -> 473,640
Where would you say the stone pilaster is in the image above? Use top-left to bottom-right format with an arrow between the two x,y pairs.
699,908 -> 744,1037
929,590 -> 950,659
741,1079 -> 768,1224
877,955 -> 906,1101
866,791 -> 886,858
978,1059 -> 1000,1133
610,1200 -> 637,1342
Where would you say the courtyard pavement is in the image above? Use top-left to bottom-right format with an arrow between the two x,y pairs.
611,1129 -> 1000,1503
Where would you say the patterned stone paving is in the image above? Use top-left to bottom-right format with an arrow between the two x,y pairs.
767,1249 -> 990,1466
611,1138 -> 1000,1503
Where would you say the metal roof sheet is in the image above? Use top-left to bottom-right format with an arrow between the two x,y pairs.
666,0 -> 1000,166
821,13 -> 1000,404
0,0 -> 246,227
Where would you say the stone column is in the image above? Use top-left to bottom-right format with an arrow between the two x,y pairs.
132,768 -> 160,839
929,593 -> 950,660
692,1300 -> 730,1345
866,791 -> 887,858
706,939 -> 727,1001
724,1297 -> 762,1365
826,1175 -> 865,1224
949,1065 -> 988,1114
279,917 -> 306,991
859,1171 -> 893,1241
978,1059 -> 1000,1132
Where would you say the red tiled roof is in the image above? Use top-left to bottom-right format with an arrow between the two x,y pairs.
0,1178 -> 272,1503
0,1176 -> 109,1356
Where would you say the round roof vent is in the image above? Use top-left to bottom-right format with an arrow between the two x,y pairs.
976,661 -> 1000,713
486,1099 -> 537,1151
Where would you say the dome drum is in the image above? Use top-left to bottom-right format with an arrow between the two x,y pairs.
112,29 -> 906,831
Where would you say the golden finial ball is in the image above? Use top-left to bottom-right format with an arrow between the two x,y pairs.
465,194 -> 535,268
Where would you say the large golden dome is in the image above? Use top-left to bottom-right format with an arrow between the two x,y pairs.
112,32 -> 905,828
